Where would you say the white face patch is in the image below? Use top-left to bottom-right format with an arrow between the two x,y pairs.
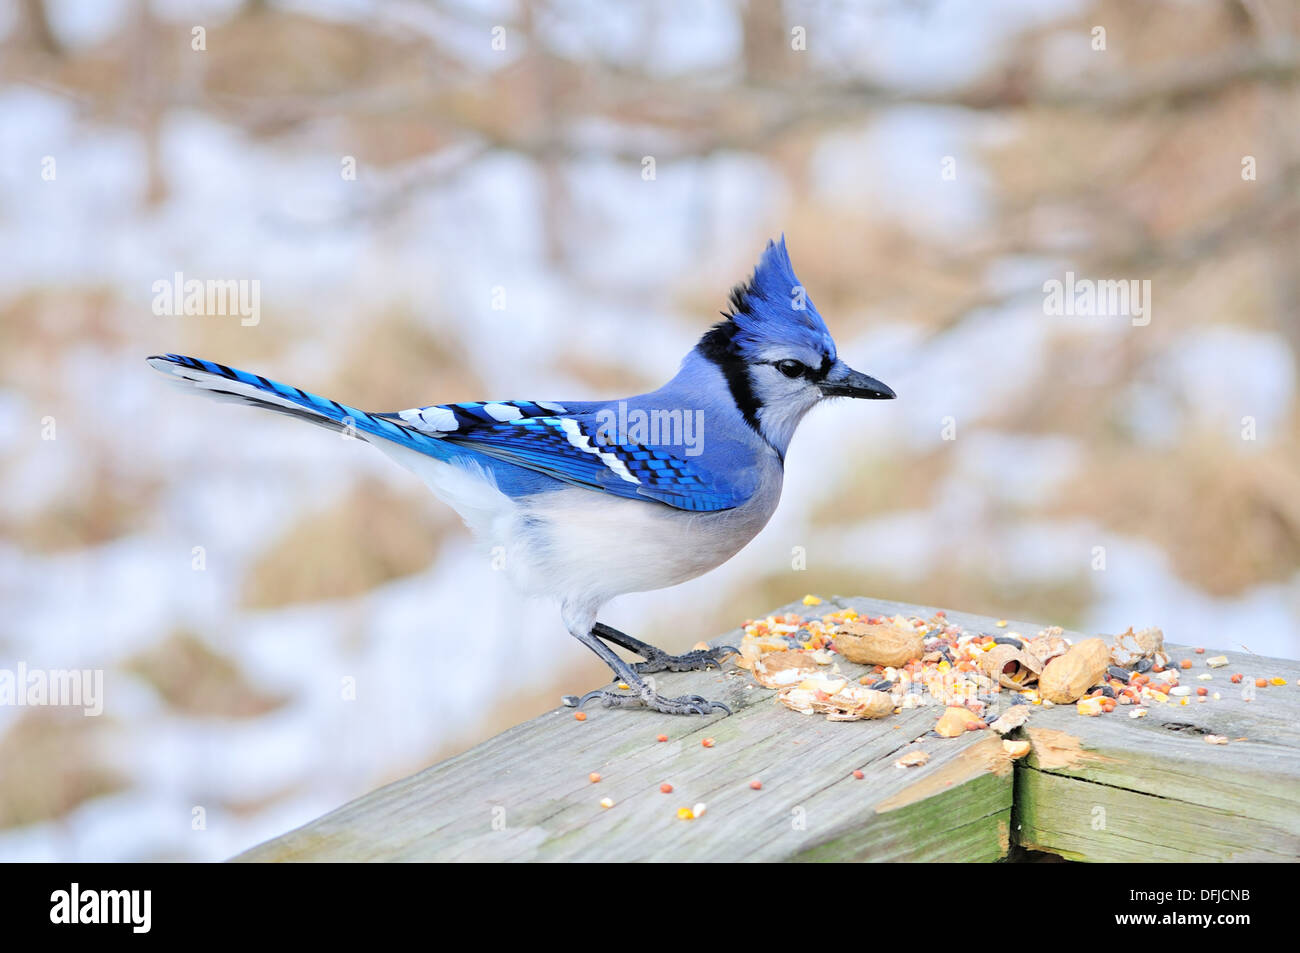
556,418 -> 641,485
748,362 -> 823,454
400,405 -> 459,432
483,402 -> 524,422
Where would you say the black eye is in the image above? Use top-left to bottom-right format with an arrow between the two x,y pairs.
775,359 -> 806,379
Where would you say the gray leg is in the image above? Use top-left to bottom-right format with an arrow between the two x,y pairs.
559,624 -> 730,716
592,622 -> 737,675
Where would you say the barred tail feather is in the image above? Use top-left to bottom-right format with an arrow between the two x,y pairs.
146,353 -> 430,450
147,353 -> 516,542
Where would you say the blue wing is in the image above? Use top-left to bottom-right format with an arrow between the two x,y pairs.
381,403 -> 753,512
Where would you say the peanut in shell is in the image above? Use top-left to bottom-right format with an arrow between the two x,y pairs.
833,621 -> 924,667
1039,637 -> 1111,703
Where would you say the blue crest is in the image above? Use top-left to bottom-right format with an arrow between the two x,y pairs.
722,236 -> 836,361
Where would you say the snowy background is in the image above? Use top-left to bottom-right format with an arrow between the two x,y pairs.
1,0 -> 1297,860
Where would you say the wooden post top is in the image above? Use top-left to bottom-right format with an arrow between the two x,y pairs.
233,596 -> 1300,862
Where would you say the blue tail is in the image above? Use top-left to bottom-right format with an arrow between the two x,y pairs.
146,353 -> 443,454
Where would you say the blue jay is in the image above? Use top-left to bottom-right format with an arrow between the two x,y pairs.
148,238 -> 894,716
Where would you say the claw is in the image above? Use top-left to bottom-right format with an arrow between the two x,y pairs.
564,687 -> 731,716
634,644 -> 739,675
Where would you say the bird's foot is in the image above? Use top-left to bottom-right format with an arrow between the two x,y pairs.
562,686 -> 731,716
633,644 -> 738,675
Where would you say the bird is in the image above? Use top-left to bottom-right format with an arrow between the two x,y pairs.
148,237 -> 895,716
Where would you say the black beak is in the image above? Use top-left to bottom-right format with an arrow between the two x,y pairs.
818,362 -> 896,400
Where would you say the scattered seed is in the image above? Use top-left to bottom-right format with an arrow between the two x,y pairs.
1231,674 -> 1243,684
676,807 -> 694,820
574,712 -> 587,722
693,802 -> 707,817
1206,656 -> 1229,668
1194,647 -> 1205,654
895,749 -> 930,768
1179,659 -> 1193,670
996,620 -> 1008,627
660,782 -> 673,794
1196,687 -> 1208,697
1002,740 -> 1031,759
750,780 -> 762,790
617,682 -> 629,690
1255,678 -> 1268,688
701,738 -> 715,748
589,772 -> 601,783
1077,697 -> 1105,716
600,797 -> 614,808
656,733 -> 668,742
852,769 -> 864,779
1204,735 -> 1229,745
1271,677 -> 1287,686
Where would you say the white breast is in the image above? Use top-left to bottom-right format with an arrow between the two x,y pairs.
377,438 -> 784,615
503,475 -> 782,609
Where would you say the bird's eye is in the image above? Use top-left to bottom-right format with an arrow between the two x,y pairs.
775,359 -> 806,379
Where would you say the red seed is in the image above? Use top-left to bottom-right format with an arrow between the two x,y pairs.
1230,674 -> 1243,684
1194,647 -> 1205,654
701,738 -> 715,748
656,734 -> 668,742
659,783 -> 673,794
749,780 -> 762,790
574,712 -> 587,721
1180,659 -> 1193,670
852,770 -> 864,780
1196,687 -> 1208,697
589,772 -> 601,783
1255,678 -> 1268,688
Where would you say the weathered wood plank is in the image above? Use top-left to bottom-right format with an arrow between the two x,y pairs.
235,597 -> 1016,861
1013,651 -> 1300,863
233,595 -> 1300,862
